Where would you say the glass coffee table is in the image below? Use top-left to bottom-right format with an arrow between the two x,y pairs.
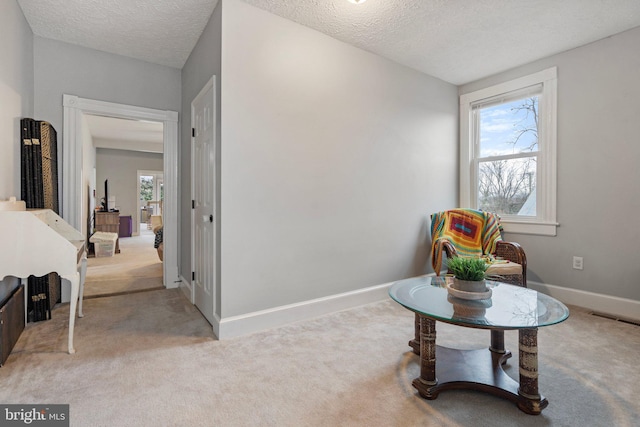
389,276 -> 569,415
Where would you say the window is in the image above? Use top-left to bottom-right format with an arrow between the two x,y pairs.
460,67 -> 558,236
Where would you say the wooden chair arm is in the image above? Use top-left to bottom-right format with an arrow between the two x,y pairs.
494,241 -> 527,286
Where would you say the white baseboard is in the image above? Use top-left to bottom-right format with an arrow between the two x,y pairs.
528,280 -> 640,322
181,275 -> 638,340
216,281 -> 395,339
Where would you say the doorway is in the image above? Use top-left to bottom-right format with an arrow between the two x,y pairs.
85,118 -> 166,299
138,170 -> 164,236
62,95 -> 179,294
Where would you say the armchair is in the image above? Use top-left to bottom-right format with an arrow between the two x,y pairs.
408,209 -> 528,355
431,209 -> 527,287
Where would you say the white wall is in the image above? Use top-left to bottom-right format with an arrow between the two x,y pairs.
460,26 -> 640,302
219,0 -> 458,317
95,148 -> 164,236
0,0 -> 34,200
80,114 -> 96,240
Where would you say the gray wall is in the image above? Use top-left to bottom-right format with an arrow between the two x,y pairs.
219,0 -> 458,317
0,0 -> 34,291
0,0 -> 34,200
32,36 -> 181,238
96,148 -> 164,235
459,26 -> 640,301
180,1 -> 223,313
33,37 -> 182,134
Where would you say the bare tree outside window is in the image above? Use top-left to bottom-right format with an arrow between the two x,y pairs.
479,158 -> 536,214
477,96 -> 539,215
511,97 -> 538,152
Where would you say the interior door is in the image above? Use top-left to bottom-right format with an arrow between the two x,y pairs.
191,76 -> 216,326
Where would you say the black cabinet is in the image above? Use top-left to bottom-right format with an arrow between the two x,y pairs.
0,284 -> 25,366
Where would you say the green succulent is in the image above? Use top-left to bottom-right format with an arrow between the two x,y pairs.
447,256 -> 488,281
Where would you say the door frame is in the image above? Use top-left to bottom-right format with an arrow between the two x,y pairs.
190,75 -> 218,330
62,95 -> 179,288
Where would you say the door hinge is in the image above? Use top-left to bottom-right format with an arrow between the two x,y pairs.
192,271 -> 195,281
192,128 -> 195,137
192,200 -> 195,209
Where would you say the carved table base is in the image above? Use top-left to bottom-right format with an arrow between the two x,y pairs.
411,316 -> 548,415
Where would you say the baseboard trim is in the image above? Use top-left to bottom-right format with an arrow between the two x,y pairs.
212,313 -> 222,340
204,276 -> 639,339
217,281 -> 395,339
528,281 -> 640,322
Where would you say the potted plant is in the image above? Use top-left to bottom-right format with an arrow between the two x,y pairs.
446,256 -> 489,293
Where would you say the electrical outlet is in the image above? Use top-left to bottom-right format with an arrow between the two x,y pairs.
572,256 -> 583,270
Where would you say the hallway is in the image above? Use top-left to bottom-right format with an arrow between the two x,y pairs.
83,229 -> 163,299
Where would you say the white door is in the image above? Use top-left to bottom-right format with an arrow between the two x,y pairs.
191,76 -> 217,326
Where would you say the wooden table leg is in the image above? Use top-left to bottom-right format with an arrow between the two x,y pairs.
517,328 -> 548,414
490,330 -> 506,354
412,316 -> 438,398
408,313 -> 421,354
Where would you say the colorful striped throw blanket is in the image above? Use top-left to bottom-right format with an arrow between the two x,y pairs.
430,209 -> 503,275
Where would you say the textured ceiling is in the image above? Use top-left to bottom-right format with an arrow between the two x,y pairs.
18,0 -> 640,84
243,0 -> 640,84
18,0 -> 218,69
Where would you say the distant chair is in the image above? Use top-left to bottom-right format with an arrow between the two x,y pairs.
146,200 -> 162,229
150,215 -> 162,231
430,209 -> 527,287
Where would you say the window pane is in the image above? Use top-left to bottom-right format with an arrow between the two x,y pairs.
478,157 -> 536,215
140,176 -> 154,201
479,96 -> 539,157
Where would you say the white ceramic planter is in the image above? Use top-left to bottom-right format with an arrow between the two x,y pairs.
453,278 -> 487,293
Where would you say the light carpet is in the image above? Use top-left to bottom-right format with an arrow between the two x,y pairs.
1,288 -> 638,426
84,231 -> 163,298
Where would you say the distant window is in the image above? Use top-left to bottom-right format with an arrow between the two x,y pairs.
460,68 -> 558,236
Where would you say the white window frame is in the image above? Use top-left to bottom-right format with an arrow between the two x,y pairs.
460,67 -> 558,236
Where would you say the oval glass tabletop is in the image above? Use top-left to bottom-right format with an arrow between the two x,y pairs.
389,276 -> 569,329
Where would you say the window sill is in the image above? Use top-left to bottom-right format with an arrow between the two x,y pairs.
501,220 -> 558,236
